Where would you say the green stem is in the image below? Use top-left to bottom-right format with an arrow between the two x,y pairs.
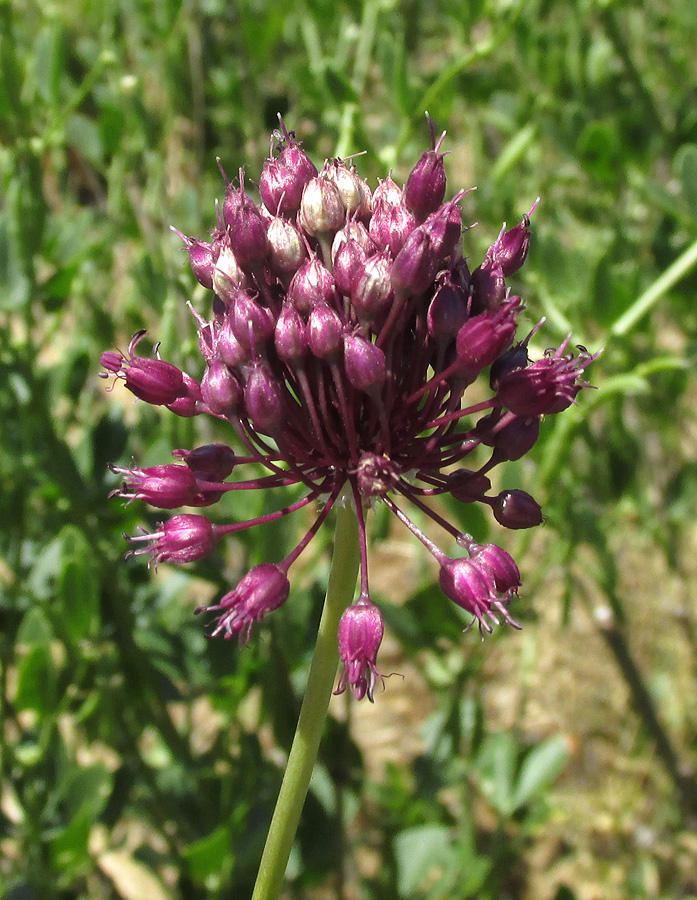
611,236 -> 697,337
251,493 -> 360,900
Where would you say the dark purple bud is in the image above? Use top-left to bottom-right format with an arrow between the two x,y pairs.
277,122 -> 318,186
446,468 -> 492,502
274,303 -> 308,363
200,563 -> 291,643
351,252 -> 393,322
496,339 -> 596,417
391,226 -> 439,296
201,359 -> 242,415
422,196 -> 463,262
455,296 -> 523,371
288,255 -> 336,314
489,339 -> 530,391
332,237 -> 367,297
491,489 -> 544,529
343,334 -> 387,393
457,536 -> 521,595
299,176 -> 345,238
100,331 -> 188,406
127,513 -> 218,566
427,277 -> 468,341
227,172 -> 269,270
334,599 -> 384,702
171,229 -> 215,290
109,463 -> 198,509
244,363 -> 284,434
404,121 -> 448,221
492,415 -> 540,460
267,216 -> 307,280
469,261 -> 507,313
231,291 -> 275,352
439,557 -> 520,632
173,443 -> 237,481
308,303 -> 344,359
491,199 -> 539,276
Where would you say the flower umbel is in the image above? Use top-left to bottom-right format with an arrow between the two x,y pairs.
102,115 -> 596,698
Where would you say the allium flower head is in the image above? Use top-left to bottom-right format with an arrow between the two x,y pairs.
102,115 -> 596,696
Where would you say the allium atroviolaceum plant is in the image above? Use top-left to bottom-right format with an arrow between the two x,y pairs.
101,117 -> 597,703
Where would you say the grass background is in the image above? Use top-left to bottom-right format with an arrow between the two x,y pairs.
1,0 -> 697,897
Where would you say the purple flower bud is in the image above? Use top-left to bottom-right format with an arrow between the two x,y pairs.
299,176 -> 345,238
439,557 -> 519,632
100,331 -> 188,406
457,535 -> 521,595
213,241 -> 249,302
496,339 -> 596,417
469,261 -> 507,313
323,159 -> 372,220
277,123 -> 318,186
215,316 -> 249,368
427,277 -> 468,341
372,174 -> 403,210
491,199 -> 539,277
446,468 -> 492,502
173,443 -> 237,481
455,296 -> 523,371
343,334 -> 387,393
260,124 -> 317,216
274,303 -> 308,363
308,303 -> 344,360
391,226 -> 439,296
489,415 -> 540,460
109,463 -> 199,509
369,199 -> 416,256
166,372 -> 203,418
332,237 -> 367,298
422,196 -> 463,263
244,363 -> 284,434
491,489 -> 544,529
127,513 -> 218,566
334,599 -> 384,702
201,359 -> 242,415
489,339 -> 530,391
288,255 -> 335,314
404,124 -> 448,222
231,291 -> 275,352
200,563 -> 291,643
351,252 -> 393,322
171,230 -> 215,290
267,215 -> 307,281
226,174 -> 269,270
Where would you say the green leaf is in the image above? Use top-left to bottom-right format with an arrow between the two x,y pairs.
675,143 -> 697,221
57,553 -> 100,643
15,645 -> 56,714
394,824 -> 454,896
511,736 -> 570,810
184,825 -> 233,884
473,732 -> 517,816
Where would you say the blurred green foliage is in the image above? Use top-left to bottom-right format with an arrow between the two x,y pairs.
1,0 -> 697,898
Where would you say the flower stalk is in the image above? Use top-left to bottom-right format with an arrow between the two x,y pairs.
251,492 -> 360,900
